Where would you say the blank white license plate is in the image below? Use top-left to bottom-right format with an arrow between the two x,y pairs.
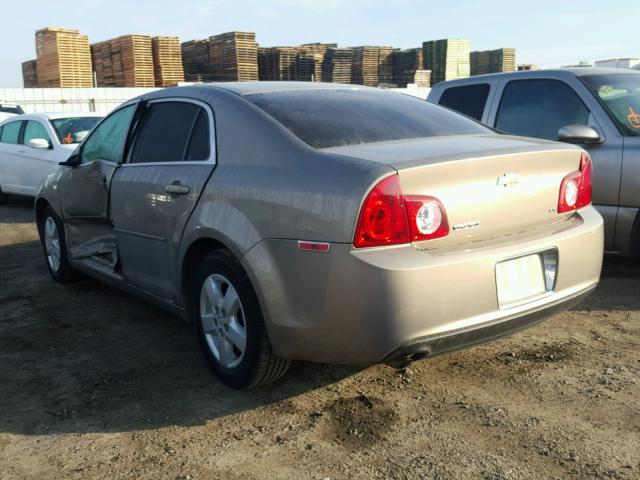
496,253 -> 547,307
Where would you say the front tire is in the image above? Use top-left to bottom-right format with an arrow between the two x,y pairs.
39,206 -> 77,283
191,250 -> 290,389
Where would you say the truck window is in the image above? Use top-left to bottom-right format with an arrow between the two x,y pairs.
438,84 -> 490,121
495,79 -> 590,140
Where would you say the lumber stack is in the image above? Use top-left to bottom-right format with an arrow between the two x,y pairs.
412,69 -> 431,88
35,27 -> 93,87
470,50 -> 490,76
208,31 -> 258,81
181,39 -> 214,82
423,39 -> 470,85
91,35 -> 155,87
352,46 -> 381,86
393,48 -> 424,87
378,46 -> 394,85
490,48 -> 516,73
258,47 -> 298,81
297,43 -> 335,82
322,48 -> 353,83
152,36 -> 184,86
471,48 -> 515,75
22,59 -> 38,87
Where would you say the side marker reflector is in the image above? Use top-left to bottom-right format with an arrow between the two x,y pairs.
298,241 -> 330,252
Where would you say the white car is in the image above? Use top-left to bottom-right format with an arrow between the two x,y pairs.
0,103 -> 24,123
0,112 -> 102,202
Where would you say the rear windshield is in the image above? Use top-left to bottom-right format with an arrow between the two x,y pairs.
245,89 -> 489,148
0,105 -> 24,115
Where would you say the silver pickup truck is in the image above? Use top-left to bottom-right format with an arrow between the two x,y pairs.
428,68 -> 640,257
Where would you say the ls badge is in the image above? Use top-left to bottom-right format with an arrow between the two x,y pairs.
496,173 -> 520,188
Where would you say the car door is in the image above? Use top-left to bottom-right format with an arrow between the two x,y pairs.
491,78 -> 623,250
56,103 -> 138,267
110,98 -> 216,301
0,120 -> 25,194
20,120 -> 56,195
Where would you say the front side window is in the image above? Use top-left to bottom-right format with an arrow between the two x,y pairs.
495,79 -> 590,140
0,121 -> 22,144
81,105 -> 136,164
130,102 -> 209,163
23,121 -> 51,146
581,73 -> 640,136
51,117 -> 102,144
439,84 -> 490,120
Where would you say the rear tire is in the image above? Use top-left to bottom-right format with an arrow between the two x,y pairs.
0,186 -> 8,205
190,250 -> 290,389
39,206 -> 77,283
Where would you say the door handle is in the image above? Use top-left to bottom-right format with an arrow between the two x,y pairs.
165,183 -> 190,195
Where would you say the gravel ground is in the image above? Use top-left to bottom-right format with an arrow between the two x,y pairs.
0,196 -> 638,480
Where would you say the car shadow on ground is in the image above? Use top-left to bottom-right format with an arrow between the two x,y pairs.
0,239 -> 359,436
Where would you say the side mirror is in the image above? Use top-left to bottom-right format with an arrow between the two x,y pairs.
558,124 -> 603,145
59,153 -> 81,167
28,138 -> 51,149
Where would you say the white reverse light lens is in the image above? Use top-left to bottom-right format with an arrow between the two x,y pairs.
416,202 -> 442,235
565,179 -> 579,208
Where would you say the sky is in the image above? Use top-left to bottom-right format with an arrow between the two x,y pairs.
1,0 -> 639,87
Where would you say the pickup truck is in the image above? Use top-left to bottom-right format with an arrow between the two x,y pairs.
428,68 -> 640,257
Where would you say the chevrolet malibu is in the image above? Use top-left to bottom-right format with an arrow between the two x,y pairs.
35,83 -> 604,389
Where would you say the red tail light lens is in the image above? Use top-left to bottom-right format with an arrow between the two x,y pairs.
353,175 -> 410,248
353,175 -> 449,248
558,152 -> 593,213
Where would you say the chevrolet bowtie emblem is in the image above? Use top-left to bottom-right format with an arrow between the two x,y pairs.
497,173 -> 520,187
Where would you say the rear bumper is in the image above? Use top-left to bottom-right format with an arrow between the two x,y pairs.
242,207 -> 604,366
383,286 -> 594,367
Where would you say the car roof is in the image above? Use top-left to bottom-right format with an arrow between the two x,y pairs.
194,81 -> 378,96
432,67 -> 640,89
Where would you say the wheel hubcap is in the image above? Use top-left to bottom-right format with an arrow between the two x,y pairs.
200,273 -> 247,369
44,217 -> 61,272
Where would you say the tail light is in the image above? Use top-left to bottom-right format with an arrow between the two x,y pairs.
353,175 -> 449,248
558,152 -> 592,213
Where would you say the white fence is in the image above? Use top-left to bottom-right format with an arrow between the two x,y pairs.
0,87 -> 159,115
1,84 -> 430,115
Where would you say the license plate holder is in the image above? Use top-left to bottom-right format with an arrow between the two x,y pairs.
496,252 -> 550,308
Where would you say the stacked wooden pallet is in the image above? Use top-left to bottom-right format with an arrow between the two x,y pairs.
352,46 -> 380,86
378,46 -> 394,85
35,27 -> 93,87
258,47 -> 298,81
91,40 -> 114,86
393,48 -> 423,87
423,39 -> 470,85
209,31 -> 258,82
181,39 -> 214,82
470,50 -> 490,76
22,60 -> 38,87
118,35 -> 155,87
297,43 -> 335,82
322,48 -> 353,84
412,69 -> 431,88
490,48 -> 516,73
152,36 -> 185,86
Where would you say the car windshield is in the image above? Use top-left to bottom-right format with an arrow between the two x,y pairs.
50,116 -> 102,144
581,73 -> 640,136
0,104 -> 24,114
245,89 -> 490,148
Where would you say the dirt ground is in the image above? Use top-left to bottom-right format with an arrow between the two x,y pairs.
0,196 -> 638,480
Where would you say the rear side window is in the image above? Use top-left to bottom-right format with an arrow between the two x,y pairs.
495,79 -> 590,140
438,84 -> 490,121
0,121 -> 22,144
23,121 -> 51,145
130,102 -> 210,163
246,89 -> 489,149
